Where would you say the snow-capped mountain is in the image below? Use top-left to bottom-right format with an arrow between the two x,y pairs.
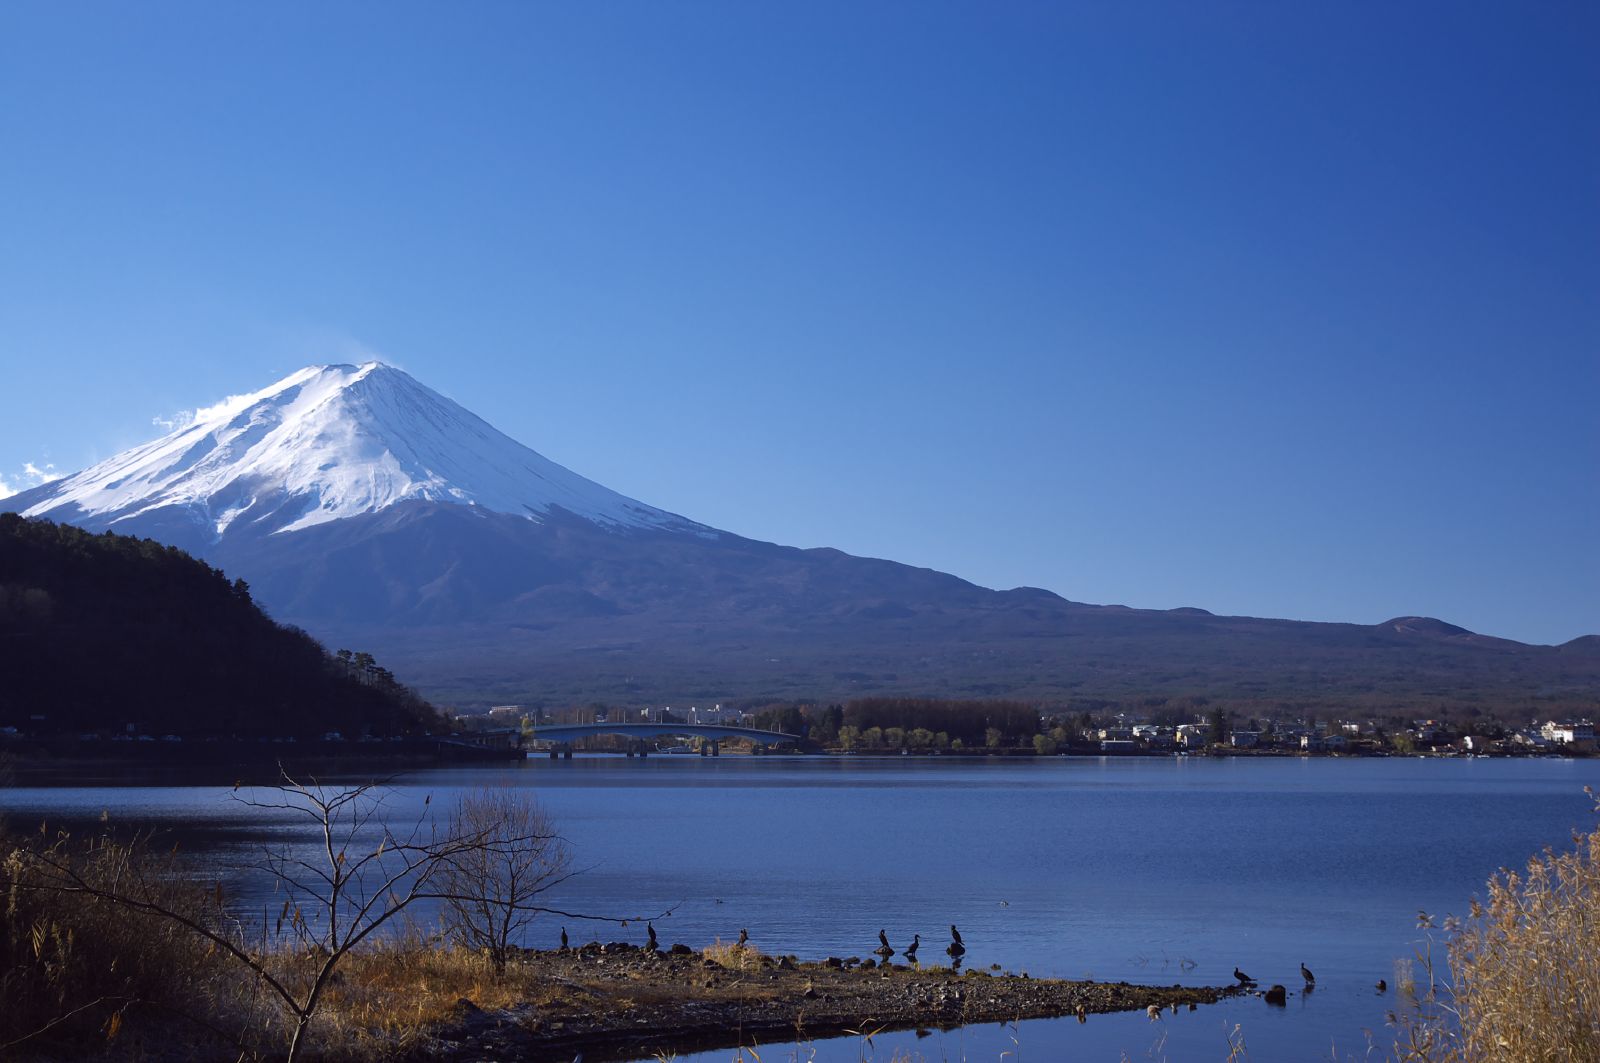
8,362 -> 1595,708
14,362 -> 706,543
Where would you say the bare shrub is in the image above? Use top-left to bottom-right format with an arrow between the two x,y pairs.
434,788 -> 573,974
6,774 -> 661,1062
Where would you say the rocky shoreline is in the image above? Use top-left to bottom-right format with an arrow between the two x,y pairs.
421,942 -> 1242,1062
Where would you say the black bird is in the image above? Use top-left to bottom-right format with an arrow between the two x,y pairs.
1376,979 -> 1387,993
874,929 -> 894,960
560,927 -> 569,950
646,923 -> 658,951
1233,967 -> 1254,985
737,928 -> 749,948
946,926 -> 966,960
1301,963 -> 1316,986
950,924 -> 964,947
904,934 -> 920,961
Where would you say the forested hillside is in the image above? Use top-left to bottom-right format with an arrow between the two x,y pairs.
0,515 -> 440,737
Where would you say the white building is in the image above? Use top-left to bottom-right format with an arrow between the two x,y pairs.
1540,720 -> 1595,745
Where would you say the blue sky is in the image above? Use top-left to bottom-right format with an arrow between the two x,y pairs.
2,2 -> 1595,644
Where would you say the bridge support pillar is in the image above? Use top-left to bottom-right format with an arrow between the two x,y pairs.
637,741 -> 648,758
710,740 -> 720,757
561,743 -> 573,760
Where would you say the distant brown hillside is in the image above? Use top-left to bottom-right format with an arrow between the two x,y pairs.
168,502 -> 1600,716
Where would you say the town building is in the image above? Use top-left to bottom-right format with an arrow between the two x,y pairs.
1540,720 -> 1595,745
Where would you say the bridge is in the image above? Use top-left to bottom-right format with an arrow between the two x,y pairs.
527,722 -> 802,758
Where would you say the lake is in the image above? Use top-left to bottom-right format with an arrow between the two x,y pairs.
3,754 -> 1596,1061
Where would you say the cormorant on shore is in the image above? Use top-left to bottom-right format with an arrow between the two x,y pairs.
560,927 -> 569,950
950,925 -> 964,947
875,929 -> 894,960
946,926 -> 966,959
1234,967 -> 1254,985
737,928 -> 749,948
904,934 -> 920,960
646,923 -> 657,951
1301,963 -> 1316,986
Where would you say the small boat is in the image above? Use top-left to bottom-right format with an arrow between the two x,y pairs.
662,744 -> 696,754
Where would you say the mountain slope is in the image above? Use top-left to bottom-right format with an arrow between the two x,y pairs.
12,362 -> 705,552
7,363 -> 1597,713
204,500 -> 1600,712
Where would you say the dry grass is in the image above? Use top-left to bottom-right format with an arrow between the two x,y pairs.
1,829 -> 249,1058
703,938 -> 765,971
0,826 -> 597,1061
290,935 -> 552,1058
1397,789 -> 1600,1061
303,938 -> 795,1057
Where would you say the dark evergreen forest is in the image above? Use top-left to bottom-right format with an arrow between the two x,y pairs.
0,515 -> 440,737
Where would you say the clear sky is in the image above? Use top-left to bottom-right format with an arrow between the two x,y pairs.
2,2 -> 1595,644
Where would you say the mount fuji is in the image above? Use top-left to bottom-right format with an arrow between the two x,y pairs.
9,363 -> 1597,709
13,362 -> 707,550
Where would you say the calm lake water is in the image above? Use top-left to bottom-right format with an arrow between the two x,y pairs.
4,754 -> 1598,1062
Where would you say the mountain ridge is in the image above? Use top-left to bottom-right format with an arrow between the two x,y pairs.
7,363 -> 1597,711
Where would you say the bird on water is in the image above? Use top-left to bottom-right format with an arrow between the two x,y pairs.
1375,979 -> 1387,993
1301,963 -> 1316,986
1234,967 -> 1254,985
946,925 -> 966,959
875,929 -> 894,960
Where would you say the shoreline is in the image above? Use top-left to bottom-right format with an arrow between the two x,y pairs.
0,745 -> 1583,788
418,943 -> 1242,1062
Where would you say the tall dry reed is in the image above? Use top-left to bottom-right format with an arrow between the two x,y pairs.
1397,788 -> 1600,1061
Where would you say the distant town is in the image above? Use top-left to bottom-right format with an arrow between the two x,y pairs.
446,700 -> 1599,758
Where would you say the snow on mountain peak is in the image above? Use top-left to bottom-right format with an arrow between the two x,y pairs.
17,362 -> 704,540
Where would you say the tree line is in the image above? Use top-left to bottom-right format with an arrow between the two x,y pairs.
752,697 -> 1043,749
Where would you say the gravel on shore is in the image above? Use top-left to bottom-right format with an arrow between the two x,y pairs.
422,941 -> 1243,1062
